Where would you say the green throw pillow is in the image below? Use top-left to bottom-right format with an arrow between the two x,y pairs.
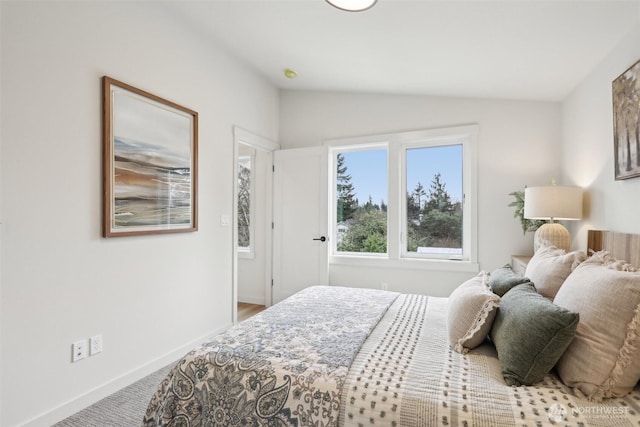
490,283 -> 579,386
489,264 -> 532,297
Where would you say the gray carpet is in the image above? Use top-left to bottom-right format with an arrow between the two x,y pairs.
54,362 -> 175,427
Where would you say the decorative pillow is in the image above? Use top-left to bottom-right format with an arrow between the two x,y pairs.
490,282 -> 579,386
554,251 -> 640,401
489,264 -> 532,297
524,245 -> 586,300
447,272 -> 500,354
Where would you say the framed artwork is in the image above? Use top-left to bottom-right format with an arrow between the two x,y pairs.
103,76 -> 198,237
612,58 -> 640,180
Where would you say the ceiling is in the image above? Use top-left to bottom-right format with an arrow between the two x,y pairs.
165,0 -> 640,102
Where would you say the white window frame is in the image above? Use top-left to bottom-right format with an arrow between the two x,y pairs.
330,142 -> 389,258
326,125 -> 478,272
400,137 -> 470,261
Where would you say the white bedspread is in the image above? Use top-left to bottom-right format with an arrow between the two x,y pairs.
340,295 -> 640,427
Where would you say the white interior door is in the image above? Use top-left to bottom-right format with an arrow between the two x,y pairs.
272,146 -> 328,303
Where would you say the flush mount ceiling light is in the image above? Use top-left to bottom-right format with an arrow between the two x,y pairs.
284,68 -> 297,79
326,0 -> 377,12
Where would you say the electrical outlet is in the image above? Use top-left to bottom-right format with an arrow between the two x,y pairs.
90,334 -> 103,356
72,339 -> 88,362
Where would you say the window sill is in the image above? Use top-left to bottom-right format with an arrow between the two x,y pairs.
329,255 -> 479,273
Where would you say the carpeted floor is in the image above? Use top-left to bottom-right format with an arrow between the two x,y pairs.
55,304 -> 265,426
54,362 -> 175,427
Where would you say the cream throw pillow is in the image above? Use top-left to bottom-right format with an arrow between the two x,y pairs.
524,245 -> 586,300
447,272 -> 500,354
554,252 -> 640,401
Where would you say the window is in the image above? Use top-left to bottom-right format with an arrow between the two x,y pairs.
335,147 -> 388,255
329,125 -> 477,266
237,153 -> 254,253
403,144 -> 463,259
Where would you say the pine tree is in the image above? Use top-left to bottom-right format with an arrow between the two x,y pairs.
363,195 -> 380,212
414,182 -> 426,210
418,173 -> 461,249
336,153 -> 357,221
407,182 -> 425,224
424,173 -> 453,213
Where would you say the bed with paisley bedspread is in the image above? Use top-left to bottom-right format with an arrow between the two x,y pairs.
143,280 -> 640,427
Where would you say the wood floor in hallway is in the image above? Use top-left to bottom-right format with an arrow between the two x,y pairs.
238,302 -> 266,322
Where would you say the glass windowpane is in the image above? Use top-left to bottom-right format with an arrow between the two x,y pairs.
405,145 -> 463,256
335,149 -> 388,254
237,156 -> 251,249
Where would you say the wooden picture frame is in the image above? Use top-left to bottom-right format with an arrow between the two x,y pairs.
103,76 -> 198,237
612,58 -> 640,180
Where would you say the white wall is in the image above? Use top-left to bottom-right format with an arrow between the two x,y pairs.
0,2 -> 278,426
0,3 -> 4,421
279,91 -> 562,296
562,17 -> 640,249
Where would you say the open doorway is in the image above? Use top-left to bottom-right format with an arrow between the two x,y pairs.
233,127 -> 278,323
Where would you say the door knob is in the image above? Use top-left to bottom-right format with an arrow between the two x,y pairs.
313,236 -> 327,242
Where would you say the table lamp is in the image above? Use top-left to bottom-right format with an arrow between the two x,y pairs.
524,185 -> 583,252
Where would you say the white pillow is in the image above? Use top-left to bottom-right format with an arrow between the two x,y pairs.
554,251 -> 640,401
447,272 -> 500,354
524,245 -> 586,300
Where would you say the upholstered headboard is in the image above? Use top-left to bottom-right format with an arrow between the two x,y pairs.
587,230 -> 640,267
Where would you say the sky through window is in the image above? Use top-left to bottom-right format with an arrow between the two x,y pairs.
342,145 -> 462,205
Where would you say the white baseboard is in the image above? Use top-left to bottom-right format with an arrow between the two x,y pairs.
21,324 -> 232,427
238,295 -> 265,305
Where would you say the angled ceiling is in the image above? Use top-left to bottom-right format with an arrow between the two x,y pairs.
165,0 -> 640,101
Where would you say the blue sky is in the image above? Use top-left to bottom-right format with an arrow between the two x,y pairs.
341,145 -> 462,206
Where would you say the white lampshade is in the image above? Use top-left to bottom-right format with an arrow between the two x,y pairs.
524,186 -> 583,221
524,186 -> 583,252
326,0 -> 377,12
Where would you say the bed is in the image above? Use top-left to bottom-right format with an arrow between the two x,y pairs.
143,230 -> 640,426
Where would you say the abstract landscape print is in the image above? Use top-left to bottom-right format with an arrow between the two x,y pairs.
613,58 -> 640,180
103,77 -> 198,237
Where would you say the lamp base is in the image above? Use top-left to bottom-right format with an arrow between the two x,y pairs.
534,223 -> 571,252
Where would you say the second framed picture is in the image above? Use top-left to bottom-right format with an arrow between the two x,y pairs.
613,59 -> 640,180
103,77 -> 198,237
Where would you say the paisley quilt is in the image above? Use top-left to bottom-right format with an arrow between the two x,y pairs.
143,286 -> 399,427
145,286 -> 640,427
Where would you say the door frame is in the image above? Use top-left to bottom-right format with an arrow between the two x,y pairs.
232,126 -> 279,324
